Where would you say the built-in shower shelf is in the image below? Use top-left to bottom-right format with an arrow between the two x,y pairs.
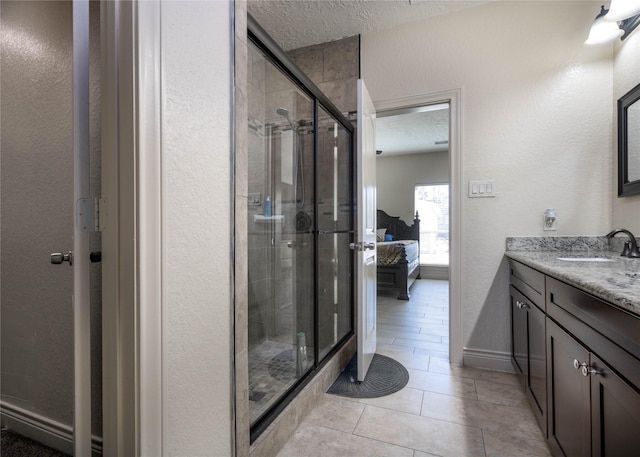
253,215 -> 285,223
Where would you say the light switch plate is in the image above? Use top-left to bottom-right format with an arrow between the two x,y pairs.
468,180 -> 495,198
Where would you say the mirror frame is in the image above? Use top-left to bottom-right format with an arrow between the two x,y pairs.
618,82 -> 640,197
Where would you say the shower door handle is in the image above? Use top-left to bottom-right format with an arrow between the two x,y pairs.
51,250 -> 73,265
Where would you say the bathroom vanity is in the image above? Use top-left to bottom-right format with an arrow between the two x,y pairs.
505,243 -> 640,457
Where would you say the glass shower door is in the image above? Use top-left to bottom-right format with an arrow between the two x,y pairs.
247,41 -> 315,427
317,105 -> 353,360
246,32 -> 354,438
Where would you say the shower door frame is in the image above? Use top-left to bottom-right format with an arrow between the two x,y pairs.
247,16 -> 356,441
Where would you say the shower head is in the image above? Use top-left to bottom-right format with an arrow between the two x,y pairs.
276,107 -> 297,130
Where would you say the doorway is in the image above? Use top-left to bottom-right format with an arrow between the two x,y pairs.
0,1 -> 102,454
375,92 -> 462,365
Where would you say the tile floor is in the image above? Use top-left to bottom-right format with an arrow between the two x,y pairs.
276,279 -> 552,457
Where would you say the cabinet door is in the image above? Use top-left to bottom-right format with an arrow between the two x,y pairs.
590,354 -> 640,457
547,319 -> 591,457
511,285 -> 528,376
528,301 -> 546,430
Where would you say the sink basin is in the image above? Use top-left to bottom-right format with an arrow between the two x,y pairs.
557,257 -> 615,262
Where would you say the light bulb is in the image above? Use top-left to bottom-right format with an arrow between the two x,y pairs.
604,0 -> 640,22
585,7 -> 624,46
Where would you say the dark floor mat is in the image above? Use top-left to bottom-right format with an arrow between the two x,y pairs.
327,353 -> 409,398
1,429 -> 70,457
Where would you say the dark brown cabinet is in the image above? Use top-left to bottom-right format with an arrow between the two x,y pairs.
509,261 -> 547,433
510,285 -> 547,431
547,318 -> 640,457
547,275 -> 640,457
509,259 -> 640,457
546,319 -> 590,457
590,353 -> 640,456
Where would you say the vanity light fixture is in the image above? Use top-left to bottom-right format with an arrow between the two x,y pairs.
585,5 -> 623,46
585,2 -> 640,46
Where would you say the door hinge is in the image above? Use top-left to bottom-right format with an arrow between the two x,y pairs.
77,198 -> 107,232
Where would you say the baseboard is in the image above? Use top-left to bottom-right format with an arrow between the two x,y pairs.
419,265 -> 449,280
1,401 -> 102,456
463,348 -> 516,373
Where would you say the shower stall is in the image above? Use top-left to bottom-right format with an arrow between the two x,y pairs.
247,20 -> 354,438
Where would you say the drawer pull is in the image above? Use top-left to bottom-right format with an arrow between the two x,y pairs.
516,300 -> 530,310
581,365 -> 601,377
573,359 -> 587,370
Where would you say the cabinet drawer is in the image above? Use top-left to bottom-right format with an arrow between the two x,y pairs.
546,276 -> 640,390
509,260 -> 545,310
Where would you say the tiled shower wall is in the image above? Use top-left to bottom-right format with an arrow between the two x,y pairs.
287,35 -> 360,115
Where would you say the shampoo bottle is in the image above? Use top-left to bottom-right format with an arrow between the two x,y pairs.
264,196 -> 272,217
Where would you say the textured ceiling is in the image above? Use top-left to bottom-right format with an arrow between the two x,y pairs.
248,0 -> 489,51
248,0 -> 470,155
377,106 -> 450,156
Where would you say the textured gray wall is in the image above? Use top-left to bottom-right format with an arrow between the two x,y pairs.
0,0 -> 102,436
287,35 -> 360,115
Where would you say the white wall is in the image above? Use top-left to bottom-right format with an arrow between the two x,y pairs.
363,1 -> 613,358
612,27 -> 640,232
161,1 -> 232,455
377,152 -> 449,224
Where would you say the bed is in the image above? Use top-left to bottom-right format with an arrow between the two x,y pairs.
376,209 -> 421,300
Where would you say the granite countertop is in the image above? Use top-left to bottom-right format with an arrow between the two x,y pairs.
505,236 -> 640,317
505,249 -> 640,317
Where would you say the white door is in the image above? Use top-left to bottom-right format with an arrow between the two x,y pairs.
71,1 -> 93,454
356,80 -> 377,381
1,1 -> 94,455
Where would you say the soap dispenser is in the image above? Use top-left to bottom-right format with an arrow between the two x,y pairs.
264,196 -> 272,217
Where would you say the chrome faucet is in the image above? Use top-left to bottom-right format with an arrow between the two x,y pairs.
605,229 -> 640,258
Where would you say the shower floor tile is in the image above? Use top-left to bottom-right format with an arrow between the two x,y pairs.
248,339 -> 313,423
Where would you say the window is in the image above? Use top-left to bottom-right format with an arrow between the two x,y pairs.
415,184 -> 449,266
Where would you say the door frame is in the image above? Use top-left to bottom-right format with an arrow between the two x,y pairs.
100,1 -> 137,454
374,89 -> 463,366
101,1 -> 163,455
